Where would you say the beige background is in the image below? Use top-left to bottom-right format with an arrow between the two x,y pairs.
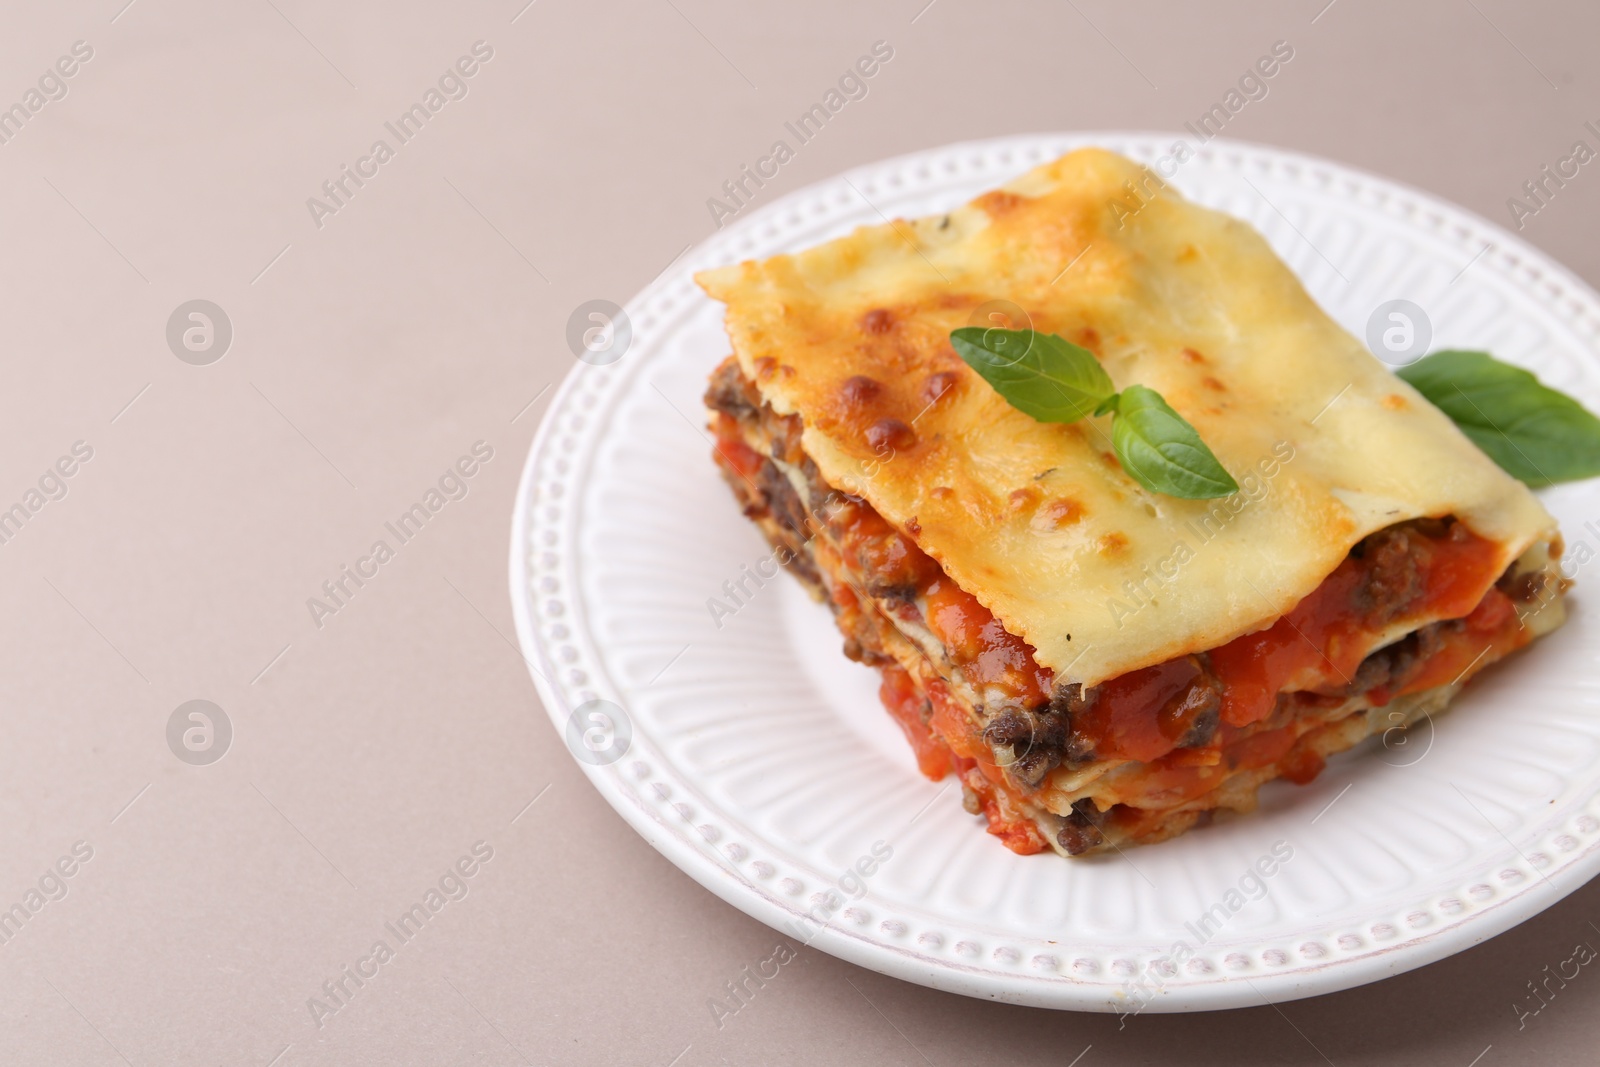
1,0 -> 1598,1063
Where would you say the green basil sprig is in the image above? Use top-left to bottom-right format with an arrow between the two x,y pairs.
1110,385 -> 1242,499
948,327 -> 1114,423
949,327 -> 1238,500
1397,349 -> 1600,487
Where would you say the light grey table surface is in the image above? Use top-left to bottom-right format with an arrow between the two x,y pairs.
1,0 -> 1597,1063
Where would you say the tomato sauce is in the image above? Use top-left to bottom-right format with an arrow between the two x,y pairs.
711,416 -> 767,480
923,577 -> 1054,708
822,488 -> 1055,710
1389,585 -> 1522,697
1069,658 -> 1204,763
878,665 -> 1047,852
1208,524 -> 1507,729
967,774 -> 1051,854
878,664 -> 953,779
861,503 -> 1523,846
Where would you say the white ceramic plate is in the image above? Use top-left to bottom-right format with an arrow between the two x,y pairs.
510,133 -> 1600,1012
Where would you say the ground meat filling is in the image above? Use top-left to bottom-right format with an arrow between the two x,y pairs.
1343,618 -> 1453,698
1353,516 -> 1501,627
983,657 -> 1226,795
706,356 -> 761,421
1057,798 -> 1107,856
723,458 -> 824,592
983,703 -> 1070,789
757,454 -> 811,546
1357,521 -> 1433,625
1006,522 -> 1495,801
985,680 -> 1118,789
1159,662 -> 1224,749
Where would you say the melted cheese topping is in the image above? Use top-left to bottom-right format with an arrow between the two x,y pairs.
697,148 -> 1556,687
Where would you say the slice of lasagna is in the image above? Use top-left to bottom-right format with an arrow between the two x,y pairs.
696,148 -> 1568,856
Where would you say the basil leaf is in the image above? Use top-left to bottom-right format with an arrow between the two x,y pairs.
949,327 -> 1115,423
1110,385 -> 1239,499
1397,350 -> 1600,487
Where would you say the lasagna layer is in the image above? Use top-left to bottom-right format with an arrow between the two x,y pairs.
707,357 -> 1568,855
696,147 -> 1558,690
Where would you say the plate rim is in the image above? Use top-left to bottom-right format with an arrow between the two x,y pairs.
509,130 -> 1600,1012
